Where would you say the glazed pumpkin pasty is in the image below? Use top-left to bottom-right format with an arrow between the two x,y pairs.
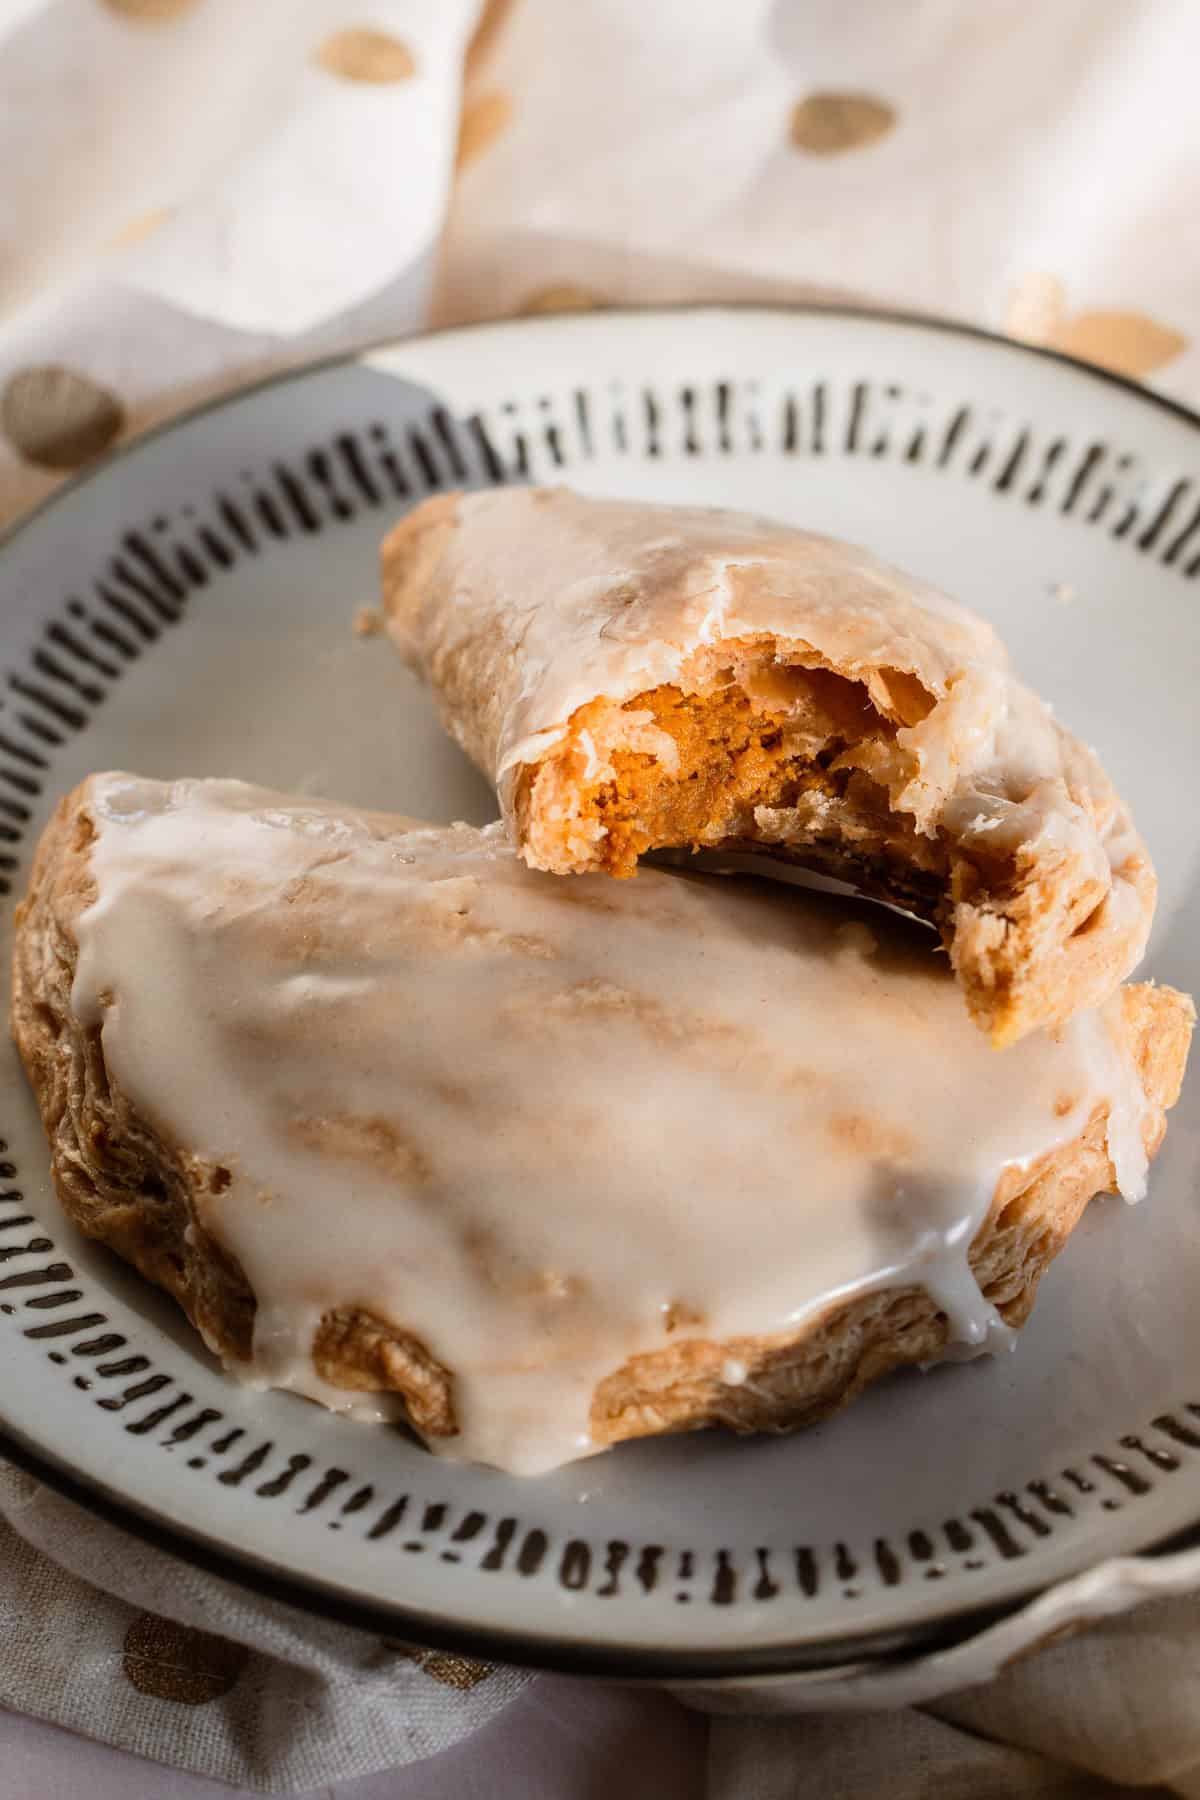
382,488 -> 1156,1046
12,775 -> 1190,1474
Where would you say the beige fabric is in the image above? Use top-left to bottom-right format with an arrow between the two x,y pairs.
0,0 -> 1198,1793
934,1596 -> 1200,1794
709,1597 -> 1200,1796
708,1705 -> 1169,1798
0,1463 -> 529,1790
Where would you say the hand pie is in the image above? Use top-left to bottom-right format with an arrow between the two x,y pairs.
382,488 -> 1156,1045
12,775 -> 1190,1473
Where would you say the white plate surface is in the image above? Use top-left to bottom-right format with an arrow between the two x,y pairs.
0,306 -> 1198,1680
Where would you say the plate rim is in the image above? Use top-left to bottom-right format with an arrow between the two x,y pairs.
5,296 -> 1200,568
1,298 -> 1198,1681
5,1411 -> 1199,1681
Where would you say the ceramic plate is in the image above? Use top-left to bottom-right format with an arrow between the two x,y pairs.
1,306 -> 1198,1685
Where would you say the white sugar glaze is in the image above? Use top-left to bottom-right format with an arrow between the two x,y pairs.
70,776 -> 1149,1474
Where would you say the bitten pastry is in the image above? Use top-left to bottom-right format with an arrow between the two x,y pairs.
12,775 -> 1191,1474
382,488 -> 1156,1045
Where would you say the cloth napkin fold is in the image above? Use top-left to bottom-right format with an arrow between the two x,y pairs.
0,1463 -> 529,1791
704,1590 -> 1200,1797
0,0 -> 474,335
0,0 -> 481,524
2,0 -> 1199,1792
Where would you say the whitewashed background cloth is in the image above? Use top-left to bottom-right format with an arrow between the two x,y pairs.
1,0 -> 1198,1792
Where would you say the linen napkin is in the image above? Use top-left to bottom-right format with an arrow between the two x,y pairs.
0,1462 -> 529,1791
1,0 -> 1198,1792
0,0 -> 481,524
705,1591 -> 1200,1796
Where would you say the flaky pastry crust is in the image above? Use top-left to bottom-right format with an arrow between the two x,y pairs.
11,782 -> 1192,1458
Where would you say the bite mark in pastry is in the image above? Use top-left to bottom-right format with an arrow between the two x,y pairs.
11,775 -> 1190,1473
381,488 -> 1156,1045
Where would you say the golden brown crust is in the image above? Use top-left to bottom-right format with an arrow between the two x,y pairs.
11,781 -> 1193,1459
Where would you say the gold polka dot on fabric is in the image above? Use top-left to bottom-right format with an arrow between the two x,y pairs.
383,1642 -> 495,1690
1,366 -> 125,470
1005,274 -> 1187,379
314,27 -> 416,84
465,0 -> 517,80
419,1651 -> 494,1690
1055,311 -> 1187,378
456,91 -> 513,170
520,284 -> 604,316
789,93 -> 896,156
110,207 -> 171,249
1004,271 -> 1067,346
99,0 -> 203,20
122,1613 -> 249,1705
